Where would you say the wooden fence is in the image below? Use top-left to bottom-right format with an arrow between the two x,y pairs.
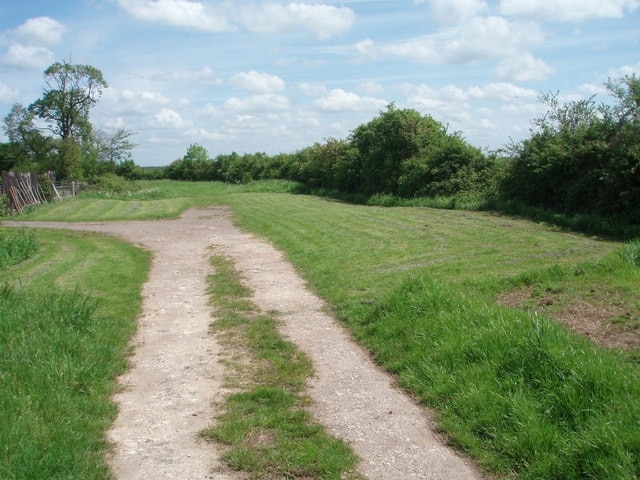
0,171 -> 87,214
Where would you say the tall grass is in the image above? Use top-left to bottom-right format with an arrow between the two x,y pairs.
620,238 -> 640,266
0,228 -> 39,269
357,275 -> 640,478
481,199 -> 640,240
0,286 -> 116,479
5,181 -> 639,479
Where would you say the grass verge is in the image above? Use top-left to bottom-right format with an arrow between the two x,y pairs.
0,228 -> 149,479
202,254 -> 360,479
360,275 -> 640,478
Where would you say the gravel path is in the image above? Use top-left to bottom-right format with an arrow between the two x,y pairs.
7,207 -> 484,480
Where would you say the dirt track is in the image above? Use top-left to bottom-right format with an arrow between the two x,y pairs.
8,207 -> 484,479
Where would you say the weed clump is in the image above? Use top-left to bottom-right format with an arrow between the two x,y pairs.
0,228 -> 39,269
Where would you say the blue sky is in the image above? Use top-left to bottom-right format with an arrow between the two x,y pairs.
0,0 -> 638,166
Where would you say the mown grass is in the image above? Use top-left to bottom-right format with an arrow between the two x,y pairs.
203,255 -> 360,479
18,196 -> 190,221
0,228 -> 150,479
4,180 -> 640,479
216,189 -> 640,479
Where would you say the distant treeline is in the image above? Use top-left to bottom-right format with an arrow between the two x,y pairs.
157,75 -> 640,231
3,75 -> 639,235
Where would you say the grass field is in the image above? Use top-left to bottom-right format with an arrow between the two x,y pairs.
216,187 -> 640,479
2,179 -> 639,479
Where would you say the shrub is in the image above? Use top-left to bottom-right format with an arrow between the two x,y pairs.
85,173 -> 140,197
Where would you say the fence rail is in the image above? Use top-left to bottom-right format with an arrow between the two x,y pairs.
52,181 -> 87,200
1,171 -> 87,214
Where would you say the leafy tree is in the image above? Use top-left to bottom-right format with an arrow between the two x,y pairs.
350,105 -> 442,195
27,61 -> 108,178
0,143 -> 18,171
29,61 -> 107,141
291,139 -> 358,191
165,144 -> 215,181
220,152 -> 265,184
94,128 -> 137,169
398,133 -> 491,197
3,103 -> 56,169
115,159 -> 145,180
501,74 -> 640,221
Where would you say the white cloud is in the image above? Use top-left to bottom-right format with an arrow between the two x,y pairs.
427,0 -> 489,23
405,82 -> 538,121
120,89 -> 171,106
275,57 -> 327,68
0,16 -> 64,69
610,62 -> 640,77
354,38 -> 377,59
406,84 -> 471,120
198,102 -> 223,119
2,43 -> 55,68
224,93 -> 290,112
97,88 -> 172,124
578,83 -> 607,96
467,83 -> 538,102
500,0 -> 640,22
313,89 -> 386,112
230,70 -> 285,93
242,2 -> 355,39
440,16 -> 542,63
148,67 -> 222,84
14,17 -> 65,46
495,53 -> 555,81
298,82 -> 327,96
402,81 -> 542,147
366,16 -> 543,65
153,107 -> 192,128
0,81 -> 20,104
358,81 -> 384,95
117,1 -> 354,38
117,0 -> 233,32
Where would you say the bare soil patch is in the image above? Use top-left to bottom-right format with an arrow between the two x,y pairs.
9,207 -> 484,479
497,287 -> 640,351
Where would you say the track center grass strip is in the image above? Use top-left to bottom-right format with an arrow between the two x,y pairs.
203,254 -> 361,480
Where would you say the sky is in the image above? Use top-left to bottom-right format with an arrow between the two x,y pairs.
0,0 -> 639,167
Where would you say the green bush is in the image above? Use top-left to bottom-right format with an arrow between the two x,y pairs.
84,173 -> 141,197
0,194 -> 10,217
500,75 -> 640,223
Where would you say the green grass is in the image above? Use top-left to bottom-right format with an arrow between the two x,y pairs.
212,189 -> 639,479
18,196 -> 191,221
0,228 -> 150,479
4,180 -> 640,479
203,255 -> 360,479
359,276 -> 640,478
0,228 -> 39,269
15,180 -> 300,222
